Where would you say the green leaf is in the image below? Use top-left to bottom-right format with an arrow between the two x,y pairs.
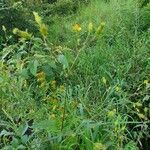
33,120 -> 60,133
57,54 -> 69,69
29,60 -> 39,76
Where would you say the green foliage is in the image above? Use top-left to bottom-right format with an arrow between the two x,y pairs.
0,0 -> 150,149
139,3 -> 150,31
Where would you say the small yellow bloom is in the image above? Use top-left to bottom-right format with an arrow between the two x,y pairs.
73,23 -> 82,32
51,80 -> 56,85
33,11 -> 42,26
144,80 -> 149,85
59,85 -> 65,92
93,142 -> 106,150
13,28 -> 32,40
36,71 -> 45,78
107,109 -> 116,117
36,72 -> 45,86
96,22 -> 105,35
88,22 -> 93,33
121,126 -> 126,131
13,28 -> 18,34
102,77 -> 107,85
39,82 -> 45,88
115,86 -> 121,92
40,23 -> 48,37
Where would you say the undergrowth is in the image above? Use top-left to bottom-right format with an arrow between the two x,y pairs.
0,0 -> 150,149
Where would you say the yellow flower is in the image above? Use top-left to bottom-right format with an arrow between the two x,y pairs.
13,28 -> 19,34
36,71 -> 45,86
59,85 -> 65,92
96,22 -> 105,36
88,22 -> 93,33
144,80 -> 149,85
36,72 -> 45,79
107,109 -> 116,117
40,23 -> 48,37
121,126 -> 126,131
73,23 -> 82,32
33,12 -> 48,37
33,11 -> 42,26
94,143 -> 106,150
115,86 -> 121,92
13,28 -> 32,40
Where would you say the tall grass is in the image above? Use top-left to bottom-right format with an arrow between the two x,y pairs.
0,0 -> 149,149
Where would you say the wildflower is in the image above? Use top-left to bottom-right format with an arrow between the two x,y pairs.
73,23 -> 82,32
36,72 -> 45,87
121,126 -> 126,131
13,28 -> 32,40
102,77 -> 107,85
40,23 -> 48,37
39,82 -> 45,88
144,80 -> 149,85
59,85 -> 65,92
107,109 -> 116,117
2,25 -> 6,32
88,22 -> 93,33
93,142 -> 106,150
33,12 -> 48,37
115,86 -> 120,92
36,72 -> 45,81
13,28 -> 18,34
33,11 -> 42,26
96,22 -> 105,36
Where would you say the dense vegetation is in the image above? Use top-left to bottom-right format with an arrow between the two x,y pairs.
0,0 -> 149,149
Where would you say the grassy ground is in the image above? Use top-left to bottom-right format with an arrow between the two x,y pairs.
0,0 -> 150,149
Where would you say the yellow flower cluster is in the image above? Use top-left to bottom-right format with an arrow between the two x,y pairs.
96,22 -> 105,35
107,109 -> 116,118
72,22 -> 105,35
133,101 -> 148,120
36,71 -> 46,87
144,80 -> 149,85
13,28 -> 32,40
93,142 -> 106,150
72,24 -> 82,32
33,11 -> 48,37
88,22 -> 93,33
